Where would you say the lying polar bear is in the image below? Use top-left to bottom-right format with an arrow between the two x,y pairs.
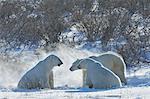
77,58 -> 122,89
70,51 -> 126,87
17,55 -> 63,89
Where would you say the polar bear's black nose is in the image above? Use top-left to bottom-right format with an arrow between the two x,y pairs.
58,61 -> 63,66
69,67 -> 72,71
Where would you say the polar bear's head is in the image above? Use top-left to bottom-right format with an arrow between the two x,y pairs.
45,55 -> 63,67
77,58 -> 94,69
69,59 -> 83,71
77,58 -> 101,69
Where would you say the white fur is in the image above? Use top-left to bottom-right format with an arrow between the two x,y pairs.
70,51 -> 127,87
17,55 -> 63,89
90,51 -> 126,84
78,58 -> 122,89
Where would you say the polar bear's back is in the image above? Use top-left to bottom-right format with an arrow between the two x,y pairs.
17,61 -> 48,89
98,52 -> 126,69
17,66 -> 40,89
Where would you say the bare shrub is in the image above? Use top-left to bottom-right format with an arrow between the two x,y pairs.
0,0 -> 66,52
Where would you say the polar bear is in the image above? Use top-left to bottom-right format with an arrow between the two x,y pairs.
77,58 -> 122,89
89,52 -> 126,84
69,51 -> 127,87
17,55 -> 63,89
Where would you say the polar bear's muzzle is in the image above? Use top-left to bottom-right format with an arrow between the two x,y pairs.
69,67 -> 73,71
58,61 -> 63,66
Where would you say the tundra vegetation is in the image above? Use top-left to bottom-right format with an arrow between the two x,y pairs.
0,0 -> 149,67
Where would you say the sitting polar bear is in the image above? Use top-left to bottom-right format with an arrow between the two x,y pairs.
17,55 -> 63,89
77,58 -> 122,89
70,51 -> 126,87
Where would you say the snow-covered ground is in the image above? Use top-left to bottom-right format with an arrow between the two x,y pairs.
0,45 -> 150,99
0,71 -> 150,99
0,86 -> 150,99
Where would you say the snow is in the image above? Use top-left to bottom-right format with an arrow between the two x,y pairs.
78,41 -> 103,53
131,14 -> 143,22
0,86 -> 150,99
60,26 -> 86,44
0,45 -> 150,99
27,13 -> 38,18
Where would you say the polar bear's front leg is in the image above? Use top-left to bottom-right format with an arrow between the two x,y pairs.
85,72 -> 93,88
82,70 -> 87,87
82,70 -> 93,88
49,71 -> 54,89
